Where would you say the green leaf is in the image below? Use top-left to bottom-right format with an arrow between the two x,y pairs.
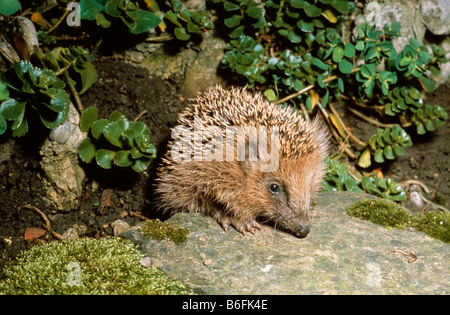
132,157 -> 151,172
11,116 -> 28,137
187,21 -> 200,33
383,145 -> 395,160
174,27 -> 191,40
104,120 -> 126,148
393,144 -> 404,156
338,77 -> 344,93
92,118 -> 108,139
78,137 -> 97,163
0,98 -> 26,122
165,10 -> 182,27
288,30 -> 302,43
0,0 -> 21,15
80,0 -> 107,21
224,1 -> 240,11
116,150 -> 133,167
224,15 -> 242,28
313,58 -> 328,70
298,19 -> 314,32
95,149 -> 116,169
264,89 -> 277,102
78,62 -> 98,95
0,113 -> 7,135
290,0 -> 308,9
0,82 -> 9,101
374,149 -> 384,163
332,47 -> 344,62
245,6 -> 263,19
332,0 -> 351,14
416,122 -> 426,134
80,106 -> 99,132
419,77 -> 436,93
230,25 -> 244,38
322,89 -> 329,108
105,1 -> 121,17
304,4 -> 321,17
129,10 -> 161,34
96,12 -> 111,28
338,59 -> 353,74
343,43 -> 355,58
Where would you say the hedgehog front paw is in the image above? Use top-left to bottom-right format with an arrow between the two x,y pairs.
216,214 -> 260,236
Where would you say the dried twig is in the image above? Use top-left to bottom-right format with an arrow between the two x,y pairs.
134,110 -> 148,122
17,205 -> 64,239
48,10 -> 70,34
347,106 -> 397,128
317,105 -> 356,159
68,84 -> 84,112
130,211 -> 150,221
328,103 -> 366,147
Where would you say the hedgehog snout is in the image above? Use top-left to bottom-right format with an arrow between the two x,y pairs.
294,224 -> 310,238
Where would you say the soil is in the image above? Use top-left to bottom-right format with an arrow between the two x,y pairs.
0,54 -> 449,270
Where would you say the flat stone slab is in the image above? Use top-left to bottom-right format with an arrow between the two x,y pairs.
122,191 -> 449,294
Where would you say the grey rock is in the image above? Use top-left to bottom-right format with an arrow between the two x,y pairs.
111,220 -> 131,236
122,191 -> 449,294
40,103 -> 86,211
180,33 -> 227,98
420,0 -> 450,35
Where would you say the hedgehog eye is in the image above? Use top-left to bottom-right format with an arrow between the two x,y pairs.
268,183 -> 280,194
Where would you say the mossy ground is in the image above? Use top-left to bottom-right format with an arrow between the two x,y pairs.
141,219 -> 189,245
0,237 -> 195,295
346,198 -> 450,243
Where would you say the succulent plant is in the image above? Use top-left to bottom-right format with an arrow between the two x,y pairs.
324,158 -> 406,202
32,46 -> 98,96
78,107 -> 156,172
80,0 -> 161,34
0,61 -> 70,137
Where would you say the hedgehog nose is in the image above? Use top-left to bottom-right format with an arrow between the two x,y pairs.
294,224 -> 310,238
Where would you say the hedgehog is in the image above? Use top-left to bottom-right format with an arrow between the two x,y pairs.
155,85 -> 329,238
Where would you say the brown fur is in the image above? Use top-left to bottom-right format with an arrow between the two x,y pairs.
155,86 -> 329,237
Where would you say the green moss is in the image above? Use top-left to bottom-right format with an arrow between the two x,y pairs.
0,237 -> 195,295
411,211 -> 450,243
141,219 -> 189,245
346,198 -> 450,243
346,198 -> 411,229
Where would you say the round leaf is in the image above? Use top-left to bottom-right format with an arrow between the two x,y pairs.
304,4 -> 321,17
264,89 -> 277,102
174,27 -> 190,40
116,150 -> 133,167
132,157 -> 151,172
287,30 -> 302,43
358,149 -> 372,168
80,106 -> 99,132
338,59 -> 353,74
104,120 -> 126,148
383,145 -> 395,160
95,149 -> 116,169
0,0 -> 21,15
78,137 -> 96,163
92,118 -> 108,140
